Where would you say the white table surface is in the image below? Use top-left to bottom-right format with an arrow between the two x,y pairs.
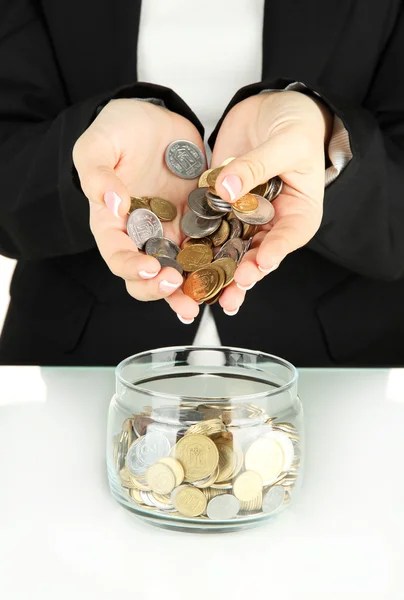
0,366 -> 403,599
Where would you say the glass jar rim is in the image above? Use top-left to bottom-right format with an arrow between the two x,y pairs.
115,345 -> 298,402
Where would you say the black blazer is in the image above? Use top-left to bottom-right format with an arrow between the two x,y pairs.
0,0 -> 404,366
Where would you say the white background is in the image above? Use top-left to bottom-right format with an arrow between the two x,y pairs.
0,256 -> 15,331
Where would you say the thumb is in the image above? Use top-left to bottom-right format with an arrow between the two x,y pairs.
77,164 -> 131,218
214,130 -> 300,203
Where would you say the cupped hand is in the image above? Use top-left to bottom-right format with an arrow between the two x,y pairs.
73,99 -> 205,322
210,90 -> 333,314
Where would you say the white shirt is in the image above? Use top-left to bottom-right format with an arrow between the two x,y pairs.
136,0 -> 352,345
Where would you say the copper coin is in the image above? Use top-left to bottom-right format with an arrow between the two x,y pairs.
129,196 -> 150,213
183,266 -> 220,302
232,193 -> 258,213
209,219 -> 230,247
177,244 -> 213,272
204,264 -> 226,300
149,197 -> 177,222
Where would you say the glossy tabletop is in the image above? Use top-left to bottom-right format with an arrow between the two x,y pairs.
0,367 -> 403,599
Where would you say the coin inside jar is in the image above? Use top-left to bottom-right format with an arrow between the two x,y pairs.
206,494 -> 240,520
233,470 -> 263,502
146,462 -> 176,495
173,486 -> 207,517
176,244 -> 213,272
244,437 -> 286,484
171,434 -> 219,482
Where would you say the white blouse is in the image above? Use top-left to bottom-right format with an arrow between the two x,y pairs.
136,0 -> 352,345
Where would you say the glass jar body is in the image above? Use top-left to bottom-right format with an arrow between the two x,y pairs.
107,346 -> 303,532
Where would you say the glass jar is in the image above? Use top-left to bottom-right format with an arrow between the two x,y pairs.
107,346 -> 303,532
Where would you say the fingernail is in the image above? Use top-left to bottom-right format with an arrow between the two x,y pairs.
222,175 -> 243,201
139,270 -> 159,280
159,280 -> 181,293
177,315 -> 195,325
258,263 -> 279,274
104,191 -> 122,217
236,282 -> 256,291
223,307 -> 239,316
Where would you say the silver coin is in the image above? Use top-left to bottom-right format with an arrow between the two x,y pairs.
262,485 -> 286,514
145,237 -> 180,259
266,176 -> 283,201
126,431 -> 171,476
126,209 -> 163,249
188,187 -> 224,219
206,494 -> 240,520
180,210 -> 222,238
214,238 -> 244,262
165,140 -> 205,179
156,256 -> 183,275
229,217 -> 243,239
243,237 -> 253,254
140,491 -> 156,507
206,191 -> 232,207
206,199 -> 231,214
233,195 -> 275,225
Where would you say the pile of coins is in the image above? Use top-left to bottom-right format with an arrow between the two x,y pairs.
125,140 -> 282,304
113,402 -> 301,522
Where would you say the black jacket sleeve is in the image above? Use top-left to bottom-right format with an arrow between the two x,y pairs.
209,7 -> 404,283
0,1 -> 203,261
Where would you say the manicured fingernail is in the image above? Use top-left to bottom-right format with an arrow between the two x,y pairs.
104,191 -> 122,217
258,263 -> 279,274
222,175 -> 242,201
139,270 -> 159,279
177,315 -> 195,325
236,282 -> 256,291
159,280 -> 181,293
223,307 -> 239,316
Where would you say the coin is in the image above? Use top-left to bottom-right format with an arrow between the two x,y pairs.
165,140 -> 205,179
214,437 -> 242,482
262,485 -> 285,514
145,237 -> 180,259
126,431 -> 171,477
158,457 -> 185,487
181,237 -> 212,249
204,264 -> 226,300
209,219 -> 230,247
205,291 -> 222,305
266,176 -> 283,201
239,492 -> 263,512
228,216 -> 243,239
212,258 -> 237,287
206,494 -> 240,520
202,487 -> 228,502
183,266 -> 220,302
264,430 -> 295,471
149,197 -> 177,222
188,188 -> 224,219
250,183 -> 268,197
206,198 -> 231,214
126,208 -> 163,249
232,193 -> 259,213
233,470 -> 263,502
146,462 -> 176,495
155,256 -> 184,275
177,244 -> 213,272
206,166 -> 224,188
233,195 -> 275,225
185,418 -> 225,437
129,487 -> 143,503
242,223 -> 259,240
129,196 -> 150,213
191,465 -> 219,488
173,485 -> 207,517
214,238 -> 244,262
180,210 -> 222,238
244,437 -> 285,484
198,168 -> 213,188
220,157 -> 236,166
172,434 -> 219,482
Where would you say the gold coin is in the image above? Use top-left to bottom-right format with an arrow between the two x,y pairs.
206,166 -> 224,188
205,290 -> 222,305
203,264 -> 226,301
250,183 -> 267,196
209,219 -> 230,247
185,418 -> 225,437
183,266 -> 220,302
151,491 -> 172,506
129,196 -> 150,213
146,462 -> 176,495
149,197 -> 177,222
158,456 -> 185,487
173,486 -> 207,517
129,487 -> 143,503
177,244 -> 213,272
232,193 -> 258,213
192,465 -> 219,488
233,471 -> 263,502
181,237 -> 212,249
214,438 -> 240,483
242,223 -> 259,240
198,168 -> 213,188
212,258 -> 237,287
119,467 -> 133,488
172,434 -> 219,482
220,157 -> 236,166
239,492 -> 263,512
202,487 -> 228,502
129,474 -> 151,491
245,437 -> 285,484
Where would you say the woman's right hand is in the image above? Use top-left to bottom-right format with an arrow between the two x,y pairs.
73,99 -> 204,323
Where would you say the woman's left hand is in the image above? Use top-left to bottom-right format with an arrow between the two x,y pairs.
211,90 -> 333,314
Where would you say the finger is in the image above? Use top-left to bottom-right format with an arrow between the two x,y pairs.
218,281 -> 247,315
164,289 -> 200,323
214,128 -> 309,203
126,267 -> 184,302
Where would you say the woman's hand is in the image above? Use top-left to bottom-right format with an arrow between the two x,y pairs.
211,90 -> 333,314
73,99 -> 205,322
